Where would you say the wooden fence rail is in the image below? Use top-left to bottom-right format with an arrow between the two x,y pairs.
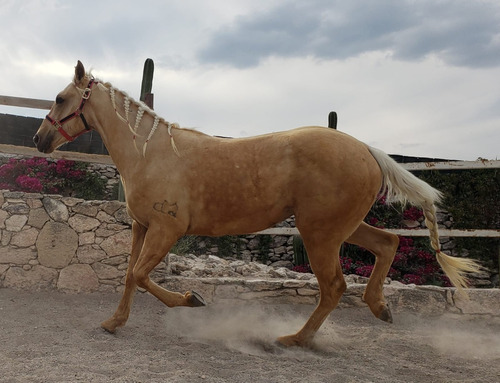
0,95 -> 53,110
257,227 -> 500,237
0,143 -> 113,165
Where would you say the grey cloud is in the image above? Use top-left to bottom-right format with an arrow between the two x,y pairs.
198,0 -> 500,68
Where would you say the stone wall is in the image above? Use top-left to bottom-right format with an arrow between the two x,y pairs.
0,190 -> 300,294
0,190 -> 133,292
1,190 -> 499,315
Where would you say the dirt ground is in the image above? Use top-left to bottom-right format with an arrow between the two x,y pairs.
0,289 -> 499,383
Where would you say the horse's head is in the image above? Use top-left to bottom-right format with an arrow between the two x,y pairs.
33,61 -> 96,153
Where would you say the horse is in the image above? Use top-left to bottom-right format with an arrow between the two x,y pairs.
33,61 -> 480,347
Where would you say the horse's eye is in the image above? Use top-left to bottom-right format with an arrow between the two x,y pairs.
56,96 -> 64,105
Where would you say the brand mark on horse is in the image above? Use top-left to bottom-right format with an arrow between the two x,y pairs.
153,200 -> 178,218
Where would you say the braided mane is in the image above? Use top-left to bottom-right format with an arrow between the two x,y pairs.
95,80 -> 180,157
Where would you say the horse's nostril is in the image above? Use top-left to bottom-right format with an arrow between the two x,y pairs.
33,134 -> 40,145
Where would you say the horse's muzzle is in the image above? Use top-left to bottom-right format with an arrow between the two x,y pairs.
33,132 -> 54,153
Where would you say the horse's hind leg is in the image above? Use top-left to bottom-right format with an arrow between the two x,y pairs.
346,222 -> 399,322
101,220 -> 146,333
132,226 -> 206,309
277,235 -> 345,348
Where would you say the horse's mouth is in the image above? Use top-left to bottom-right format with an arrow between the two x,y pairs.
33,132 -> 56,154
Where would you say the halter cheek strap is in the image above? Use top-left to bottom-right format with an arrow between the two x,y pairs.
45,79 -> 96,142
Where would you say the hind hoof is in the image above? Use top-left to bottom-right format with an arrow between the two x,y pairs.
189,290 -> 206,307
378,306 -> 393,323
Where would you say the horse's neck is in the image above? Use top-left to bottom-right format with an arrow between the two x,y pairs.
92,85 -> 174,179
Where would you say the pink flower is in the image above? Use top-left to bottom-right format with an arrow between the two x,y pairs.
15,175 -> 43,193
377,195 -> 387,205
340,256 -> 353,272
402,274 -> 425,285
393,253 -> 407,267
355,265 -> 374,277
403,206 -> 424,221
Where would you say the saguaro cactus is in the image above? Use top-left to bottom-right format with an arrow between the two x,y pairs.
140,58 -> 154,106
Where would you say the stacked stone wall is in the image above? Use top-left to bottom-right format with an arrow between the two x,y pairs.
1,190 -> 499,315
0,190 -> 132,292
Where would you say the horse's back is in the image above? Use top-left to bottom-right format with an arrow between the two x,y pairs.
182,126 -> 382,236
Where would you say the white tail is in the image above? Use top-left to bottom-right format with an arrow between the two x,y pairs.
368,146 -> 481,290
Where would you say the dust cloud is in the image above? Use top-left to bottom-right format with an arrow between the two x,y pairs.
163,303 -> 500,362
162,302 -> 341,357
421,315 -> 500,360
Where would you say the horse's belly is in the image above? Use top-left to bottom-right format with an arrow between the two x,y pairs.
187,201 -> 293,236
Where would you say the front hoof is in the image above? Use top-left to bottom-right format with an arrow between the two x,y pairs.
188,290 -> 206,307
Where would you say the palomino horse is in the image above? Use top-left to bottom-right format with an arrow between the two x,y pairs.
34,61 -> 480,347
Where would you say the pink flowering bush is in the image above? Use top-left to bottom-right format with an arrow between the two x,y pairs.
0,157 -> 105,199
14,175 -> 43,193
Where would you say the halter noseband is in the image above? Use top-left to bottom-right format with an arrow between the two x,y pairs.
45,79 -> 96,142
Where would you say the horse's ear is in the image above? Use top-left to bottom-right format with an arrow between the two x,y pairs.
74,60 -> 86,85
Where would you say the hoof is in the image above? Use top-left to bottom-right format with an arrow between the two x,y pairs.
189,290 -> 206,307
100,321 -> 117,334
248,338 -> 284,354
378,306 -> 393,323
276,334 -> 311,348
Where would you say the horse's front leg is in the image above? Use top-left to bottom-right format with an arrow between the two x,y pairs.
101,220 -> 146,333
132,225 -> 206,308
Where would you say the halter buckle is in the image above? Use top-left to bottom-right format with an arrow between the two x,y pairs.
82,87 -> 92,100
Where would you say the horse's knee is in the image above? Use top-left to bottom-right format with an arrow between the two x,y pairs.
320,276 -> 346,306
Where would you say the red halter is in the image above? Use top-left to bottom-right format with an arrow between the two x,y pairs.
45,79 -> 96,142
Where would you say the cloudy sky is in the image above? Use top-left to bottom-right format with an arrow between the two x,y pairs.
1,0 -> 499,160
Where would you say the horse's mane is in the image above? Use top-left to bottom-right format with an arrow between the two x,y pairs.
99,77 -> 208,134
77,74 -> 211,157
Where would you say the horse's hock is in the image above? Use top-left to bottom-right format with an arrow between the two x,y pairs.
0,190 -> 498,316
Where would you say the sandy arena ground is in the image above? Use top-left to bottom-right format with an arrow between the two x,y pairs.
0,289 -> 499,383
